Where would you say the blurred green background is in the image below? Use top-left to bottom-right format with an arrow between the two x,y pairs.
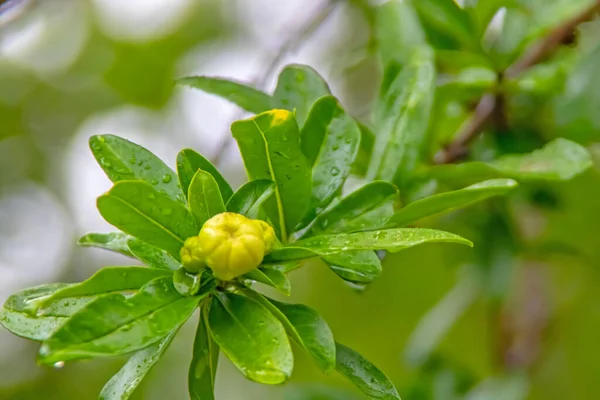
1,0 -> 600,399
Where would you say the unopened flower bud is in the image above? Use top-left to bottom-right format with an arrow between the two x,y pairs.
180,236 -> 206,273
193,212 -> 274,281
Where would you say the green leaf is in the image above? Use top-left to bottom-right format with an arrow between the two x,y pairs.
177,149 -> 234,202
352,123 -> 375,177
99,330 -> 179,400
36,267 -> 171,312
375,0 -> 426,66
303,181 -> 398,237
299,96 -> 361,224
368,48 -> 436,187
266,228 -> 473,262
413,0 -> 479,51
386,179 -> 518,227
97,181 -> 198,260
208,292 -> 293,384
242,289 -> 336,373
335,342 -> 401,400
273,65 -> 330,126
321,251 -> 382,284
89,134 -> 184,203
77,232 -> 133,257
425,139 -> 593,183
177,76 -> 273,114
127,237 -> 181,271
243,267 -> 291,295
38,277 -> 204,364
188,169 -> 227,228
189,303 -> 219,400
226,179 -> 275,219
0,283 -> 83,341
232,110 -> 312,240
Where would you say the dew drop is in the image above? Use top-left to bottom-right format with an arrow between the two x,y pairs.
332,145 -> 339,151
330,167 -> 340,176
129,155 -> 137,164
150,179 -> 158,185
162,174 -> 172,183
53,361 -> 65,369
144,164 -> 152,170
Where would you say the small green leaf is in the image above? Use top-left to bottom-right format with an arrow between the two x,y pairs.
177,76 -> 274,114
127,237 -> 180,271
37,267 -> 172,312
375,0 -> 426,66
232,110 -> 311,241
243,289 -> 336,373
273,65 -> 330,126
352,123 -> 375,177
38,277 -> 204,364
189,303 -> 219,400
226,179 -> 275,219
413,0 -> 479,51
243,267 -> 291,295
207,292 -> 293,384
99,329 -> 179,400
97,181 -> 198,260
335,342 -> 401,400
321,251 -> 382,284
188,169 -> 226,228
426,139 -> 593,183
368,48 -> 436,187
304,181 -> 398,237
299,96 -> 360,224
387,179 -> 518,227
266,228 -> 473,262
89,135 -> 184,203
0,283 -> 83,341
77,232 -> 133,257
177,149 -> 233,202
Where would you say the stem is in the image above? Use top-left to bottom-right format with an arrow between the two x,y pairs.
211,0 -> 339,167
434,0 -> 600,164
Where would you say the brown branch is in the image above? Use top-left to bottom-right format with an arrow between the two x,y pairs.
211,0 -> 338,167
434,0 -> 600,164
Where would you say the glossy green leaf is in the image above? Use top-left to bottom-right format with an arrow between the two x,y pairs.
304,181 -> 398,237
226,179 -> 275,219
127,237 -> 180,271
177,76 -> 273,114
335,342 -> 400,400
243,289 -> 335,372
189,303 -> 219,400
177,149 -> 233,202
99,330 -> 179,400
77,232 -> 133,257
243,267 -> 291,295
273,65 -> 330,126
38,277 -> 204,364
89,134 -> 184,203
375,0 -> 426,66
321,251 -> 382,284
387,179 -> 518,227
208,292 -> 293,384
36,267 -> 171,312
368,48 -> 436,187
188,169 -> 226,228
266,228 -> 473,262
97,181 -> 198,259
413,0 -> 478,51
232,110 -> 311,240
0,283 -> 82,341
425,139 -> 593,183
299,96 -> 360,224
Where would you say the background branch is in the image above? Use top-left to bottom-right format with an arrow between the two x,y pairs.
434,0 -> 600,165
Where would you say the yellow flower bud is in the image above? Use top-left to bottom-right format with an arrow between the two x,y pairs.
180,236 -> 206,273
195,212 -> 272,281
256,220 -> 276,253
